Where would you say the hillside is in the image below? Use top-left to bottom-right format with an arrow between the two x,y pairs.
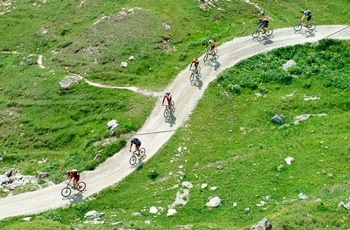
1,0 -> 350,229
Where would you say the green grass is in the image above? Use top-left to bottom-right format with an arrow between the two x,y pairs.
2,40 -> 350,229
1,0 -> 350,229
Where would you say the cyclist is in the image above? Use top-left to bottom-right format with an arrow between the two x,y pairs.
66,169 -> 80,189
258,18 -> 270,33
206,39 -> 216,55
300,10 -> 312,27
162,92 -> 173,109
190,58 -> 200,74
130,137 -> 141,155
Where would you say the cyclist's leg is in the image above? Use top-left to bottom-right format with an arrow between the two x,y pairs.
307,15 -> 311,26
136,145 -> 140,155
210,46 -> 214,55
76,176 -> 80,189
167,99 -> 171,108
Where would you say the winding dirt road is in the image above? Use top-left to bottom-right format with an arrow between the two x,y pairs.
0,25 -> 349,220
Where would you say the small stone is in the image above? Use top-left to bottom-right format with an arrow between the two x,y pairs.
149,206 -> 158,214
167,209 -> 177,216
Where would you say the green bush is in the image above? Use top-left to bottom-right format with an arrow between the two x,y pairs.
302,81 -> 312,88
288,65 -> 303,75
228,83 -> 241,94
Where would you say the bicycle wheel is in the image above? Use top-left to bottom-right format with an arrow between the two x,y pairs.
265,29 -> 273,36
164,107 -> 170,118
139,147 -> 146,159
309,23 -> 316,30
129,155 -> 137,166
197,72 -> 202,79
211,48 -> 218,56
293,24 -> 302,31
203,53 -> 209,66
77,182 -> 86,192
190,73 -> 195,82
61,187 -> 71,197
252,31 -> 260,38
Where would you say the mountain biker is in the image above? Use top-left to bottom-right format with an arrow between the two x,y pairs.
206,39 -> 216,55
300,10 -> 312,27
258,18 -> 270,32
162,92 -> 173,109
190,58 -> 200,74
66,169 -> 80,189
130,137 -> 141,155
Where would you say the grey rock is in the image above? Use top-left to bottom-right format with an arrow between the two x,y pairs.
59,76 -> 83,90
0,175 -> 11,185
107,120 -> 119,131
206,196 -> 220,208
84,210 -> 105,219
298,193 -> 308,200
251,218 -> 272,230
271,114 -> 285,125
35,171 -> 50,178
282,60 -> 296,70
5,168 -> 15,177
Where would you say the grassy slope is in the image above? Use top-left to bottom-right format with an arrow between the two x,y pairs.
0,0 -> 350,229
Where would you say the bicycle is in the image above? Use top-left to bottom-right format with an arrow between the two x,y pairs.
252,26 -> 273,38
189,66 -> 202,83
203,48 -> 219,66
61,181 -> 86,197
164,100 -> 175,119
129,147 -> 146,166
293,21 -> 316,32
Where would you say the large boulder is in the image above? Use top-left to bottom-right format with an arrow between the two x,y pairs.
251,218 -> 272,230
59,75 -> 83,90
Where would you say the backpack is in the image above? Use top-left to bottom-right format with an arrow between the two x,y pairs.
304,10 -> 311,16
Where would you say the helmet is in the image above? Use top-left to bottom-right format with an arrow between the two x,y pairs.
258,18 -> 262,21
166,92 -> 170,95
208,39 -> 212,43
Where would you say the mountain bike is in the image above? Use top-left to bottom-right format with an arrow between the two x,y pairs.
189,66 -> 202,83
203,49 -> 219,66
164,100 -> 175,119
293,21 -> 316,31
252,27 -> 273,38
61,181 -> 86,197
129,147 -> 146,166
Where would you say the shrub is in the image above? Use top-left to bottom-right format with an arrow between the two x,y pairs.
288,66 -> 303,75
179,53 -> 187,61
258,86 -> 268,94
148,169 -> 159,180
228,84 -> 241,94
302,81 -> 312,88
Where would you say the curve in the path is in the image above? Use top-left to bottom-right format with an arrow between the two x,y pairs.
0,25 -> 349,220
